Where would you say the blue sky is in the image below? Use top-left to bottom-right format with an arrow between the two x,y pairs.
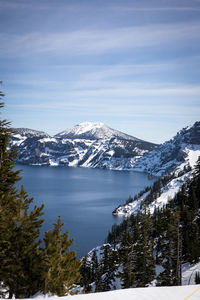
1,0 -> 200,143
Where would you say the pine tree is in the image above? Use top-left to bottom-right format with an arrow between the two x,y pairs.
0,84 -> 44,298
180,184 -> 200,263
80,254 -> 92,292
91,249 -> 99,282
157,208 -> 182,286
135,210 -> 155,287
193,156 -> 200,178
0,84 -> 82,298
90,249 -> 102,292
195,272 -> 200,284
0,185 -> 45,298
43,216 -> 81,296
101,244 -> 116,291
121,244 -> 136,289
0,84 -> 21,199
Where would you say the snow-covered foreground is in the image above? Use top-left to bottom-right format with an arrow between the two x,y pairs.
32,285 -> 200,300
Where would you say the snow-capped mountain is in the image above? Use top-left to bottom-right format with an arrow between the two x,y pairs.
10,122 -> 157,168
132,121 -> 200,176
10,121 -> 200,178
55,122 -> 141,141
113,121 -> 200,216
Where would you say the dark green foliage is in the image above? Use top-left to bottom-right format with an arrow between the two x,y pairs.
0,85 -> 81,298
134,210 -> 155,287
43,216 -> 81,296
80,254 -> 93,292
104,157 -> 200,291
0,185 -> 45,298
143,173 -> 175,206
126,195 -> 133,204
101,244 -> 117,291
0,86 -> 44,298
120,244 -> 136,288
195,272 -> 200,284
156,208 -> 182,286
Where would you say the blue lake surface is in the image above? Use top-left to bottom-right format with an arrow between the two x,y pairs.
15,164 -> 155,257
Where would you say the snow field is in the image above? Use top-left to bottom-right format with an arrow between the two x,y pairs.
32,285 -> 200,300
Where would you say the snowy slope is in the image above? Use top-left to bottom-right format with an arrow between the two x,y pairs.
12,128 -> 50,138
113,121 -> 200,216
79,244 -> 200,294
182,262 -> 200,286
10,121 -> 200,175
55,122 -> 141,141
10,124 -> 157,168
113,169 -> 194,216
133,121 -> 200,176
111,122 -> 200,216
32,285 -> 200,300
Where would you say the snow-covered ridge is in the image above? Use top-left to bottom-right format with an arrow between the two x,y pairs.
55,122 -> 142,141
113,147 -> 200,217
112,121 -> 200,216
10,121 -> 200,179
132,121 -> 200,176
10,123 -> 157,168
13,128 -> 50,138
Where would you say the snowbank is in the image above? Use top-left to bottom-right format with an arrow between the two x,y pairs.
32,285 -> 200,300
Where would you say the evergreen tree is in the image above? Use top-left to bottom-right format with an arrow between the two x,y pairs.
101,244 -> 116,291
80,254 -> 92,292
157,208 -> 182,286
0,185 -> 44,298
0,86 -> 81,297
121,244 -> 136,289
43,216 -> 81,296
0,84 -> 44,298
91,249 -> 99,283
195,272 -> 200,284
135,210 -> 155,287
90,250 -> 103,292
0,84 -> 20,199
193,156 -> 200,179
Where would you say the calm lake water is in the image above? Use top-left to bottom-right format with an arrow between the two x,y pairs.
15,164 -> 155,257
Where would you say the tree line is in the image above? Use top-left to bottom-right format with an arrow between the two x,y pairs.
81,158 -> 200,291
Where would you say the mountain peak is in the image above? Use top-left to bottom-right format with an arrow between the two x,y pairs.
175,121 -> 200,145
55,122 -> 141,141
72,122 -> 108,134
78,121 -> 105,127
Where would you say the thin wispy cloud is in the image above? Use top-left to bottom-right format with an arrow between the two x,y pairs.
114,6 -> 200,12
0,0 -> 80,11
7,83 -> 200,103
1,22 -> 200,58
6,99 -> 199,125
1,0 -> 200,142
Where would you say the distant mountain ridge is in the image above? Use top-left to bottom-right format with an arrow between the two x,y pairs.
132,121 -> 200,176
10,122 -> 157,168
13,128 -> 50,138
10,121 -> 200,177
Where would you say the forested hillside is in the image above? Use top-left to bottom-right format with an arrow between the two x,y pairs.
80,159 -> 200,291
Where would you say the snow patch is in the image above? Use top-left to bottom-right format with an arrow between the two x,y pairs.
30,285 -> 200,300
